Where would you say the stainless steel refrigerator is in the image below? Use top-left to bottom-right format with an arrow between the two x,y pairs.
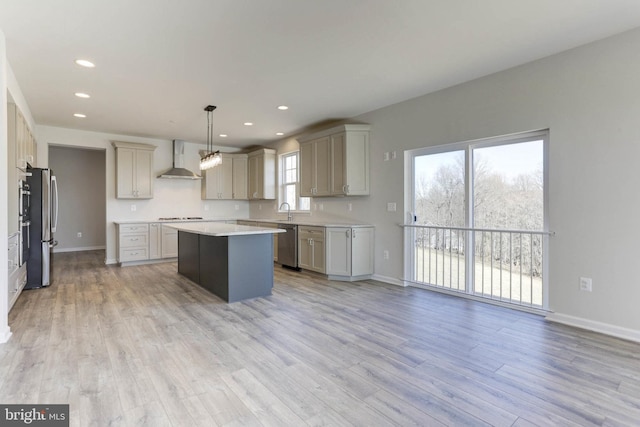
26,168 -> 58,289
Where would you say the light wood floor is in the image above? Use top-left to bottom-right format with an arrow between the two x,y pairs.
2,251 -> 640,426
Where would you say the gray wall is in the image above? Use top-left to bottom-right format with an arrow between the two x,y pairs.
49,145 -> 106,251
254,27 -> 640,337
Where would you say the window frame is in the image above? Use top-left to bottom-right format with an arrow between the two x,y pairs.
278,151 -> 310,213
404,129 -> 550,310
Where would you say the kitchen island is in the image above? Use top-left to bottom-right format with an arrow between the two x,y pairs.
167,222 -> 284,302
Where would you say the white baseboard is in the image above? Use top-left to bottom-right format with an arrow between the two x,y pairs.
371,274 -> 407,287
105,258 -> 118,265
54,245 -> 105,253
546,312 -> 640,343
0,326 -> 12,344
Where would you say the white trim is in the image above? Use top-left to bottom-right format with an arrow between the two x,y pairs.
278,150 -> 310,212
54,245 -> 106,253
545,312 -> 640,343
371,274 -> 407,287
0,326 -> 12,344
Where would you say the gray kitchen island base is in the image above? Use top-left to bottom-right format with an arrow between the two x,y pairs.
178,230 -> 274,303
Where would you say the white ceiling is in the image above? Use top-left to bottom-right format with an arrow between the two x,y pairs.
2,0 -> 640,149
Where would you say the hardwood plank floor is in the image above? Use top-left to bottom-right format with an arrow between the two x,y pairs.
2,250 -> 640,426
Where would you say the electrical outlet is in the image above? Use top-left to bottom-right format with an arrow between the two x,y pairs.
579,277 -> 593,292
204,204 -> 210,211
77,232 -> 82,238
319,203 -> 324,211
348,203 -> 352,211
131,204 -> 136,212
391,151 -> 397,159
387,202 -> 397,212
235,204 -> 239,211
383,250 -> 389,260
383,152 -> 390,161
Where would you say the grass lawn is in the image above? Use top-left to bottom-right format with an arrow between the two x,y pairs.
414,247 -> 543,306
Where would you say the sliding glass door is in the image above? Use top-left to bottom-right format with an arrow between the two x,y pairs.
408,131 -> 548,309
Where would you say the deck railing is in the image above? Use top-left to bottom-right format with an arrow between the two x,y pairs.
404,224 -> 552,309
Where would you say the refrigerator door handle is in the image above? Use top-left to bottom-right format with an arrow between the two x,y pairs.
51,175 -> 59,233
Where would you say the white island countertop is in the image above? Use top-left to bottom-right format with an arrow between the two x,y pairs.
166,221 -> 285,237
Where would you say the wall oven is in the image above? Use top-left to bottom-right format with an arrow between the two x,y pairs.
18,179 -> 30,266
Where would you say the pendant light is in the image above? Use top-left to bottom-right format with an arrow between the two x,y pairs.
200,105 -> 222,170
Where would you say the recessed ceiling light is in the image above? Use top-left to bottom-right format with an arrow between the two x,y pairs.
74,92 -> 90,98
73,113 -> 87,118
276,132 -> 284,136
277,105 -> 289,110
75,59 -> 95,68
244,122 -> 253,126
219,134 -> 228,137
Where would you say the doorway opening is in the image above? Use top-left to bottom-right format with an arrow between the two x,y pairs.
49,145 -> 106,253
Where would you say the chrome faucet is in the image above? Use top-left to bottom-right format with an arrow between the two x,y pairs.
279,202 -> 292,221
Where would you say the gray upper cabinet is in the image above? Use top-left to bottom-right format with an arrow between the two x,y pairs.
299,136 -> 331,197
232,154 -> 248,200
248,149 -> 276,200
298,124 -> 370,197
112,141 -> 156,199
202,153 -> 248,200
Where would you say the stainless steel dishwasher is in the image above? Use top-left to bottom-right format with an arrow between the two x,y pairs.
277,223 -> 298,269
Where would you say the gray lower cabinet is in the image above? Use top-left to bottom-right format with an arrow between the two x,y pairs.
7,233 -> 26,311
298,226 -> 325,273
149,223 -> 162,259
178,230 -> 274,302
161,225 -> 178,258
325,226 -> 374,280
116,222 -> 178,264
117,223 -> 150,263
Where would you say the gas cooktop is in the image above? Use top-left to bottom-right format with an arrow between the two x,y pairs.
158,217 -> 204,221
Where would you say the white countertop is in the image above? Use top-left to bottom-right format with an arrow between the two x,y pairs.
113,218 -> 234,225
243,218 -> 374,227
113,218 -> 373,228
166,222 -> 285,237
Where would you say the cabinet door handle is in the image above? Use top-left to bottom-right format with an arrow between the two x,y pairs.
352,229 -> 356,239
345,230 -> 350,238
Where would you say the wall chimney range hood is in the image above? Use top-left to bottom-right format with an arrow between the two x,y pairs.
157,140 -> 202,180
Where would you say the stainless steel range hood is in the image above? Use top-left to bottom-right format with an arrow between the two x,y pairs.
157,140 -> 202,180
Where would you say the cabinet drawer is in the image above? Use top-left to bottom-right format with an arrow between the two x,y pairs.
120,247 -> 149,262
8,269 -> 20,294
299,226 -> 325,240
120,233 -> 149,247
120,224 -> 149,233
8,243 -> 19,274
